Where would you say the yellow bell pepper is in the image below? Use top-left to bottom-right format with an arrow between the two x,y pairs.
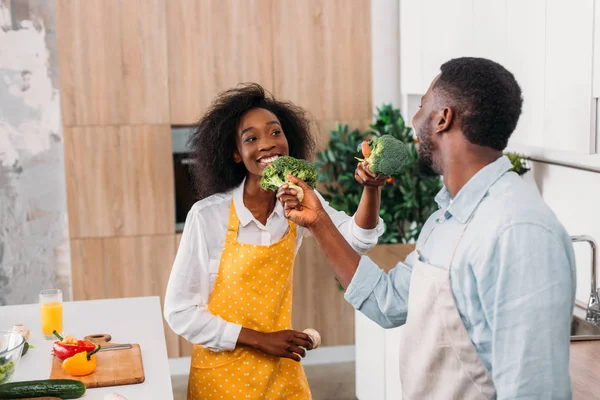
62,344 -> 101,376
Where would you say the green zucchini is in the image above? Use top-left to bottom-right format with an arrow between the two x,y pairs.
0,379 -> 86,399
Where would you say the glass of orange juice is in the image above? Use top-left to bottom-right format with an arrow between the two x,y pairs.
39,289 -> 63,340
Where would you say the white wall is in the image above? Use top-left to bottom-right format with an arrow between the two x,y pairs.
0,1 -> 71,306
529,161 -> 600,307
371,0 -> 401,110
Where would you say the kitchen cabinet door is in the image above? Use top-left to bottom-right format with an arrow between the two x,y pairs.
505,0 -> 546,148
355,312 -> 386,400
420,0 -> 474,90
56,0 -> 169,125
64,125 -> 175,238
594,1 -> 600,98
70,234 -> 180,357
272,0 -> 372,123
473,0 -> 507,64
167,0 -> 275,125
544,0 -> 595,154
400,0 -> 424,95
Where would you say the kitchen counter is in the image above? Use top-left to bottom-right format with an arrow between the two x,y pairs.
0,296 -> 173,400
571,340 -> 600,400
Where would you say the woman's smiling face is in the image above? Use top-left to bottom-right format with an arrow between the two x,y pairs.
234,108 -> 290,178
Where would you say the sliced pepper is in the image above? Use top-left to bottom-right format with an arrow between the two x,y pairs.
62,344 -> 101,376
52,330 -> 98,361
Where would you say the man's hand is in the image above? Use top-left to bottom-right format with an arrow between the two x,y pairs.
276,175 -> 326,228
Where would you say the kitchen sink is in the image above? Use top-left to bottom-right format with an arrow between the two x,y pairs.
570,314 -> 600,341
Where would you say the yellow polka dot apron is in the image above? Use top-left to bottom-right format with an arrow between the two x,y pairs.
188,200 -> 312,400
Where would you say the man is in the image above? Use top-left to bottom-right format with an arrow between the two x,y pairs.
279,57 -> 576,399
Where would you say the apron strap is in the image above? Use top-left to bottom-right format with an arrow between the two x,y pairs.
226,199 -> 296,243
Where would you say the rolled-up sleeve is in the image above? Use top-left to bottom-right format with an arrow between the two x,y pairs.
312,190 -> 384,253
482,223 -> 575,399
164,210 -> 242,352
344,251 -> 416,329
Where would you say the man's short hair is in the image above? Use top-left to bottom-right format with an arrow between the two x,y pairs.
434,57 -> 523,151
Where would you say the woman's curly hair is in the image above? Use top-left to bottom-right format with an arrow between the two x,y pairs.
188,83 -> 316,200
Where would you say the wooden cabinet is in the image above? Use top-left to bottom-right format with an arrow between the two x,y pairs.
56,0 -> 169,125
292,237 -> 356,346
64,125 -> 174,238
167,0 -> 275,125
272,0 -> 372,123
70,234 -> 180,357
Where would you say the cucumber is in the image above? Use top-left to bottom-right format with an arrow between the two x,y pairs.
0,379 -> 86,399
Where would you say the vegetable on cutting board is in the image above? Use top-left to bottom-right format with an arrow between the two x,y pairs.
62,344 -> 101,376
0,379 -> 86,399
52,330 -> 97,361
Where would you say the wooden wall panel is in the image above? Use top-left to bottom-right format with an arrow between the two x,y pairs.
57,0 -> 122,125
293,237 -> 355,346
64,125 -> 174,238
167,0 -> 275,124
273,0 -> 372,122
70,235 -> 180,357
119,0 -> 170,124
56,0 -> 169,125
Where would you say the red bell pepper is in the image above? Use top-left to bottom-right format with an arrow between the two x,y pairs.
52,330 -> 98,361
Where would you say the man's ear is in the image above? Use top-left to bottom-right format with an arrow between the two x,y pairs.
233,150 -> 242,163
436,107 -> 454,133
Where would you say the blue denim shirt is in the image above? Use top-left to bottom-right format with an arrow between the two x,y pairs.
345,156 -> 576,399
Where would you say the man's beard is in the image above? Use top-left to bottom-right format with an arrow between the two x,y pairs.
416,155 -> 440,177
414,123 -> 441,177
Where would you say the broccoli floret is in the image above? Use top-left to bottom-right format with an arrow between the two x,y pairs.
357,135 -> 408,176
260,156 -> 317,201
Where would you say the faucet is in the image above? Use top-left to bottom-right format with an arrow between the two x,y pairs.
571,235 -> 600,324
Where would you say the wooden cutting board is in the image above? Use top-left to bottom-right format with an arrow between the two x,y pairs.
50,334 -> 145,388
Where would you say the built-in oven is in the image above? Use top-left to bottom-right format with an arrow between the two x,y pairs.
172,127 -> 197,232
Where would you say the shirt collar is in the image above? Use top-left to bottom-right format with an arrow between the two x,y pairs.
232,177 -> 285,227
435,155 -> 513,224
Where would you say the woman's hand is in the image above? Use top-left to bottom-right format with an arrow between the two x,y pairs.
355,162 -> 389,188
258,330 -> 314,361
276,176 -> 326,228
238,327 -> 313,362
356,140 -> 389,188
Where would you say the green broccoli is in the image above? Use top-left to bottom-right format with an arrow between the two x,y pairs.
356,134 -> 408,176
260,156 -> 317,202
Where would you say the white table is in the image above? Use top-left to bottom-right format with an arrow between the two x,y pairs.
0,296 -> 173,400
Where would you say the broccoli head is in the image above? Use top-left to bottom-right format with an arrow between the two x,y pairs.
260,156 -> 317,201
357,135 -> 408,176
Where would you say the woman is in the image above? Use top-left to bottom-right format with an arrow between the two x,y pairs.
164,83 -> 386,399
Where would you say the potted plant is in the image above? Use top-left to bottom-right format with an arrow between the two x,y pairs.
315,105 -> 443,286
504,152 -> 531,176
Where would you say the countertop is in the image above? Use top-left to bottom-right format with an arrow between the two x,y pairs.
571,340 -> 600,400
0,296 -> 173,400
